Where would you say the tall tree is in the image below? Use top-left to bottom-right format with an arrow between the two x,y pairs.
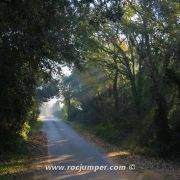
0,0 -> 85,147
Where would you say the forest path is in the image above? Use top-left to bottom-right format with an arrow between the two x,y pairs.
41,115 -> 125,180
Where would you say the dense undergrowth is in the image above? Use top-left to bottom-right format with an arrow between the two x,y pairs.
0,118 -> 43,177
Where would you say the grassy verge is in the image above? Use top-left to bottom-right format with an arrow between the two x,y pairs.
65,120 -> 180,179
65,120 -> 127,153
0,118 -> 43,178
65,120 -> 159,157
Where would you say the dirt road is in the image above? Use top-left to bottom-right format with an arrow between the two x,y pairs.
42,115 -> 121,180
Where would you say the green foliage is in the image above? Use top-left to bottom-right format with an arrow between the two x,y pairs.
0,0 -> 86,150
19,122 -> 31,141
94,122 -> 121,144
0,0 -> 179,157
0,118 -> 43,178
58,0 -> 179,157
37,79 -> 59,103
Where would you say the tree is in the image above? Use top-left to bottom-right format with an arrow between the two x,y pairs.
0,0 -> 86,148
59,0 -> 179,155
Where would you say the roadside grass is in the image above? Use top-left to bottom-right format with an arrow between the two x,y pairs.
65,120 -> 132,159
0,118 -> 43,178
65,120 -> 180,179
29,118 -> 43,135
64,120 -> 166,158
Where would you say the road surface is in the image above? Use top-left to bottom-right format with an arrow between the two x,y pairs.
41,115 -> 122,180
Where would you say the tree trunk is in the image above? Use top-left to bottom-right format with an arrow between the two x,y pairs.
65,96 -> 71,121
113,68 -> 119,114
154,91 -> 171,144
129,76 -> 141,116
142,9 -> 171,146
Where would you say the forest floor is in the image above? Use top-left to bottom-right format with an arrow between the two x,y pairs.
0,119 -> 48,179
1,118 -> 179,179
67,121 -> 180,180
